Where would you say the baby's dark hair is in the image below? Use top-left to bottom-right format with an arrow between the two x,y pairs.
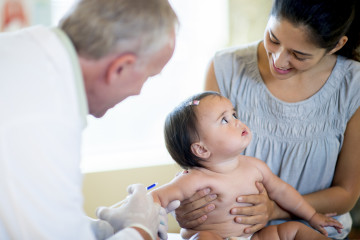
271,0 -> 360,61
164,91 -> 221,169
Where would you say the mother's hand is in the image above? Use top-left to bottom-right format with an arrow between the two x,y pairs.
231,182 -> 275,234
174,188 -> 217,229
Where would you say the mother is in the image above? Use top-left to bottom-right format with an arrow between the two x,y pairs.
175,0 -> 360,239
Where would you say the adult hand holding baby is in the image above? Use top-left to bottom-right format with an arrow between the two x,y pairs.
175,188 -> 217,229
175,182 -> 275,235
232,182 -> 275,234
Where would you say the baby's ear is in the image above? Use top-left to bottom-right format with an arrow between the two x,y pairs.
191,142 -> 210,159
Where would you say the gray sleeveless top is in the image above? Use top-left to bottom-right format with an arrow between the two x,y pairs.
214,41 -> 360,239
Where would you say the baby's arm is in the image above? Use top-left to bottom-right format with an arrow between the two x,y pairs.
254,158 -> 343,235
149,171 -> 206,208
308,212 -> 343,236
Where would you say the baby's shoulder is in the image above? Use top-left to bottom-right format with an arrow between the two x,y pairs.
238,156 -> 269,176
238,155 -> 265,167
171,168 -> 210,182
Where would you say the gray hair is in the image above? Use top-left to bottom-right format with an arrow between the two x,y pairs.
59,0 -> 178,59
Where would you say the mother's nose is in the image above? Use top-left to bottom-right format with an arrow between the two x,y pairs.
273,48 -> 290,69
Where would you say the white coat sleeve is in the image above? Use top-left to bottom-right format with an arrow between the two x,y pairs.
0,25 -> 95,240
89,217 -> 147,240
108,228 -> 144,240
0,119 -> 95,240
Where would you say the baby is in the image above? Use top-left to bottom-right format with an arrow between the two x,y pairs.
150,91 -> 342,240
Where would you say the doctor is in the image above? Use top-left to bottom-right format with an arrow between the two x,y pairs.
0,0 -> 178,239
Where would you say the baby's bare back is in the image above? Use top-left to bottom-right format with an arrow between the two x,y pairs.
182,159 -> 263,239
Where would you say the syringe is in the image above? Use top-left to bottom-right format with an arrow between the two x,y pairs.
109,182 -> 158,208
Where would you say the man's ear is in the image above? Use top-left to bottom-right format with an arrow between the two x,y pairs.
191,142 -> 210,159
327,36 -> 348,55
105,53 -> 136,84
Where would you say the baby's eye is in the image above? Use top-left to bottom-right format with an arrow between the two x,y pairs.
232,113 -> 238,119
221,118 -> 228,124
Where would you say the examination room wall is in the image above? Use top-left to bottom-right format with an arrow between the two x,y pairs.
83,164 -> 183,233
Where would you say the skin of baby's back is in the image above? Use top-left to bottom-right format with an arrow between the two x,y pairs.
182,160 -> 263,239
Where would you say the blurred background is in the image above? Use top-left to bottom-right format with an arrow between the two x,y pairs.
0,0 -> 271,172
79,0 -> 272,173
2,0 -> 359,237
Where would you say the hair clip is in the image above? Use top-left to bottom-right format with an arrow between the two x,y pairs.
187,100 -> 200,106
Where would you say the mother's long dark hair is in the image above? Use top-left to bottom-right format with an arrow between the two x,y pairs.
271,0 -> 360,61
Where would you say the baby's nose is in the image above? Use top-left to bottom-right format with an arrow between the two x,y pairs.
235,119 -> 242,127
